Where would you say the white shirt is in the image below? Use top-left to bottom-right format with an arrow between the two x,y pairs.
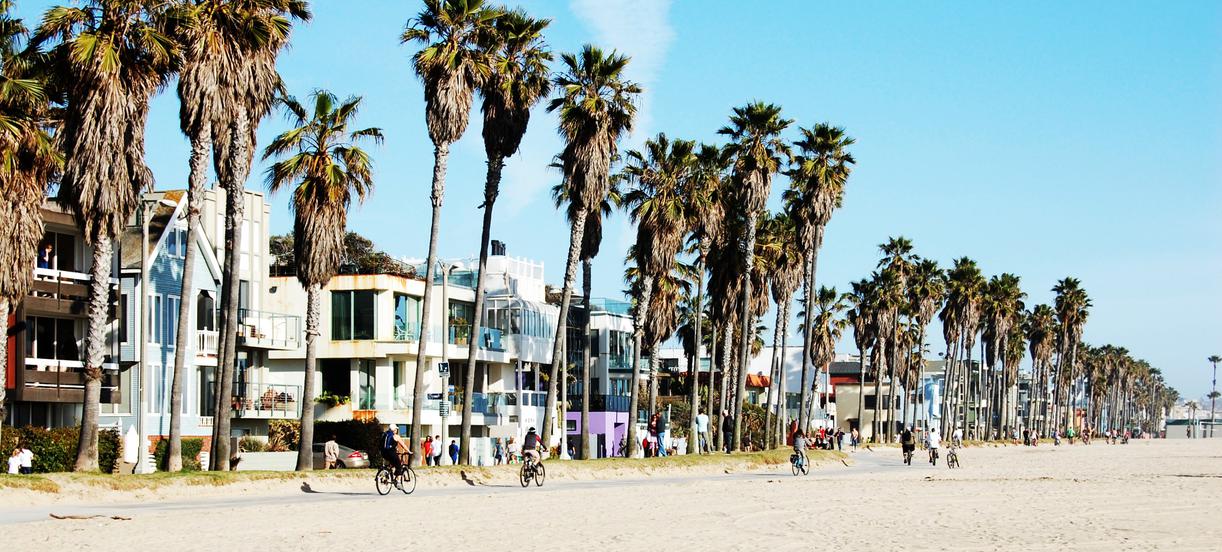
695,414 -> 709,432
7,455 -> 19,474
432,439 -> 442,457
928,433 -> 942,449
19,448 -> 33,468
952,429 -> 963,440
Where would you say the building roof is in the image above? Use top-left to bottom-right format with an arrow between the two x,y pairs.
119,190 -> 183,270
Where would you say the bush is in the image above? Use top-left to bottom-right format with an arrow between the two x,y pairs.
239,436 -> 266,452
153,438 -> 203,471
268,419 -> 300,452
0,425 -> 119,473
314,418 -> 382,459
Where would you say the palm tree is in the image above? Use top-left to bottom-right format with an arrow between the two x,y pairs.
264,90 -> 381,470
981,273 -> 1024,439
784,123 -> 854,432
401,0 -> 500,463
875,237 -> 914,441
457,8 -> 550,465
1185,400 -> 1200,438
1209,355 -> 1220,438
36,0 -> 177,471
1052,277 -> 1091,431
207,0 -> 309,471
753,211 -> 801,447
0,2 -> 59,443
718,102 -> 791,451
845,279 -> 876,438
906,259 -> 943,431
1025,304 -> 1056,434
620,133 -> 694,456
807,286 -> 847,436
938,258 -> 985,439
168,0 -> 308,473
542,45 -> 639,446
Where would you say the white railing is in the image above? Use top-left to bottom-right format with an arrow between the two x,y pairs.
32,267 -> 91,284
196,329 -> 219,355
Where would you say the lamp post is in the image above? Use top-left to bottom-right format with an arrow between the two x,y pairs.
438,261 -> 464,464
1209,355 -> 1220,438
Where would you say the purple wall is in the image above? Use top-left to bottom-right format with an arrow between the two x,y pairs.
567,411 -> 630,458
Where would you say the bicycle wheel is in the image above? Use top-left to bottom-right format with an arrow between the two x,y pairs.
799,459 -> 809,476
534,463 -> 545,487
791,457 -> 800,476
519,463 -> 531,487
375,467 -> 394,496
401,467 -> 418,494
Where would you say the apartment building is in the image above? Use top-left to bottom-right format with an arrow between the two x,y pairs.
564,298 -> 636,458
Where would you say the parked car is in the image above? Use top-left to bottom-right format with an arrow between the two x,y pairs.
311,442 -> 370,469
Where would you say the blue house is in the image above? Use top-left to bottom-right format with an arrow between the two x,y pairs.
104,190 -> 225,466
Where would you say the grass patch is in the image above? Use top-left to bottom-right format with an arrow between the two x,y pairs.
0,474 -> 60,493
43,469 -> 374,492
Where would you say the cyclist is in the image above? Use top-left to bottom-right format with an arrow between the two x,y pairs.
792,430 -> 808,468
380,424 -> 407,476
522,427 -> 544,466
927,427 -> 942,465
900,426 -> 916,463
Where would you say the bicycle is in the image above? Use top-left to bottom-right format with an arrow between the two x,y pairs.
375,453 -> 417,496
928,447 -> 939,466
946,448 -> 960,469
790,451 -> 809,476
519,453 -> 546,487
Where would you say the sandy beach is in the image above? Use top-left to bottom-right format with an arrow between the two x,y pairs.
3,438 -> 1219,551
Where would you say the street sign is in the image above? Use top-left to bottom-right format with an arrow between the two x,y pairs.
438,362 -> 450,376
440,401 -> 451,417
427,393 -> 443,400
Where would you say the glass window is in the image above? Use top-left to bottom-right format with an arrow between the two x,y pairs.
118,294 -> 128,343
331,291 -> 352,340
166,296 -> 179,347
55,319 -> 78,361
448,301 -> 473,345
166,229 -> 176,257
332,290 -> 376,340
152,295 -> 163,344
394,294 -> 421,341
358,359 -> 376,409
353,291 -> 375,340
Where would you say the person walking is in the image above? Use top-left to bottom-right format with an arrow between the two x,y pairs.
448,440 -> 459,465
695,411 -> 710,454
850,428 -> 860,451
421,437 -> 433,466
323,435 -> 340,469
431,435 -> 444,466
494,438 -> 505,465
721,410 -> 734,453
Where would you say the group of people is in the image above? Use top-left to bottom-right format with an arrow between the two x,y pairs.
7,444 -> 33,475
417,435 -> 459,466
643,412 -> 671,457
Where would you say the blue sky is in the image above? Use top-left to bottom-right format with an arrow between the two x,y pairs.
16,1 -> 1222,400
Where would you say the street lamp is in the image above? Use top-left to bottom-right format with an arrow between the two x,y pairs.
135,196 -> 178,474
438,260 -> 464,464
1209,355 -> 1220,439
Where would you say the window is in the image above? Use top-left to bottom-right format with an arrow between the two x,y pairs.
448,301 -> 474,345
118,294 -> 128,343
151,295 -> 163,344
608,330 -> 633,370
393,293 -> 420,341
167,228 -> 177,257
165,295 -> 180,347
239,280 -> 250,311
40,231 -> 77,271
25,316 -> 80,361
199,367 -> 216,417
332,290 -> 376,340
358,359 -> 376,409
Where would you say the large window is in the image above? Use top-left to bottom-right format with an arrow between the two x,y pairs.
26,316 -> 80,361
358,359 -> 376,409
332,290 -> 376,340
393,293 -> 420,341
448,301 -> 474,345
608,330 -> 633,370
165,295 -> 180,348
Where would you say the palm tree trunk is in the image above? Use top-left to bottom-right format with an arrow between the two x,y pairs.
797,257 -> 815,432
581,259 -> 593,460
211,159 -> 245,471
706,324 -> 718,450
716,327 -> 730,452
733,216 -> 760,452
856,349 -> 867,438
167,131 -> 210,472
647,344 -> 658,418
75,234 -> 112,471
410,142 -> 450,465
775,301 -> 790,446
296,283 -> 321,470
885,343 -> 897,442
764,305 -> 783,450
625,273 -> 653,458
688,258 -> 705,456
0,298 -> 7,441
459,154 -> 503,465
544,207 -> 588,448
871,345 -> 883,443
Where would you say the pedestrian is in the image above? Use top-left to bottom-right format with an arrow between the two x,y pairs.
850,428 -> 859,450
324,434 -> 340,469
952,427 -> 964,448
448,440 -> 459,465
7,448 -> 20,475
37,241 -> 53,269
506,437 -> 520,464
421,437 -> 433,465
18,443 -> 33,474
494,438 -> 505,465
432,435 -> 443,466
657,411 -> 670,457
835,429 -> 844,451
695,410 -> 710,454
642,435 -> 652,458
721,410 -> 734,453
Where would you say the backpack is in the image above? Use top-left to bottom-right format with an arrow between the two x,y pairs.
382,430 -> 396,450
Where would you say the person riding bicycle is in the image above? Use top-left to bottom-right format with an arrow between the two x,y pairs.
792,430 -> 808,467
522,427 -> 544,465
900,426 -> 916,461
927,427 -> 942,463
380,424 -> 407,476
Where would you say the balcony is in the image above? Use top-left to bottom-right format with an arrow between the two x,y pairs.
225,382 -> 302,419
479,327 -> 505,352
195,329 -> 219,357
393,322 -> 420,342
448,323 -> 470,346
26,268 -> 93,317
566,394 -> 631,413
237,308 -> 301,350
18,358 -> 121,404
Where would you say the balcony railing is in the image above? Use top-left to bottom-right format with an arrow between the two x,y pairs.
237,308 -> 302,350
196,329 -> 219,356
27,268 -> 94,316
20,358 -> 121,403
567,394 -> 631,413
220,382 -> 302,419
393,323 -> 420,342
448,323 -> 471,346
479,327 -> 505,352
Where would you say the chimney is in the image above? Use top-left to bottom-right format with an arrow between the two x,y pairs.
491,240 -> 506,256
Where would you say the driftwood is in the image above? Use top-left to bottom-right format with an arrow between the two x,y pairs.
50,514 -> 132,521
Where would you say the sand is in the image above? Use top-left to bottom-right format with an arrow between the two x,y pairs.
3,438 -> 1219,551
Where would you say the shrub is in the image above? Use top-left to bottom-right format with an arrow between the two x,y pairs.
239,436 -> 266,452
0,425 -> 119,473
267,419 -> 300,452
153,438 -> 204,471
315,418 -> 382,459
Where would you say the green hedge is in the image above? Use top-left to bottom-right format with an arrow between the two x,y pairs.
153,438 -> 204,471
0,425 -> 120,473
